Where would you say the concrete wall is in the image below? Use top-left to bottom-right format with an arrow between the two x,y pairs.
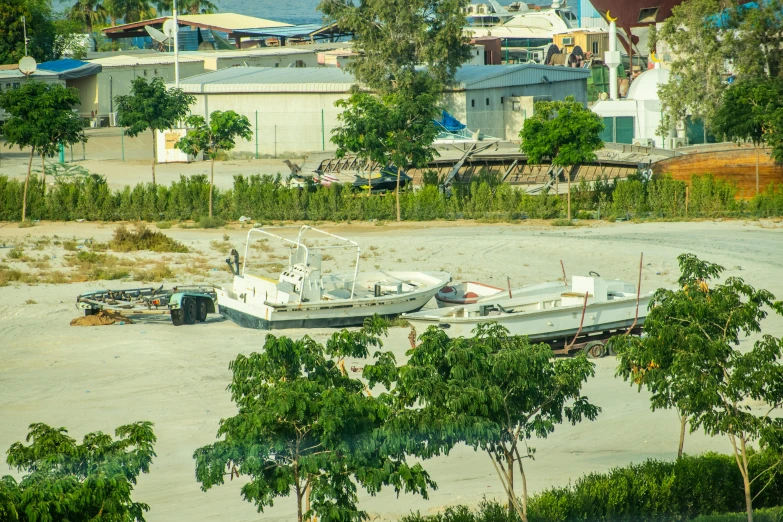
200,52 -> 318,71
189,91 -> 348,156
96,61 -> 206,116
68,75 -> 98,116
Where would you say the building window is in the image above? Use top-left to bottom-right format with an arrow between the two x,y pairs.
471,99 -> 475,107
295,60 -> 305,67
512,101 -> 520,111
592,41 -> 599,54
486,98 -> 490,106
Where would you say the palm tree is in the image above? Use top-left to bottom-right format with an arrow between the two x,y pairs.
155,0 -> 218,14
70,0 -> 108,32
123,0 -> 157,22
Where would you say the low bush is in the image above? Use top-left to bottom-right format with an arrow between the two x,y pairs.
109,223 -> 188,253
1,173 -> 782,224
692,507 -> 783,522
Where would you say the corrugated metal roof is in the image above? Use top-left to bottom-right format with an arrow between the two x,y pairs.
89,54 -> 203,67
454,64 -> 590,90
178,66 -> 355,93
177,13 -> 292,30
180,47 -> 314,59
177,64 -> 590,94
235,24 -> 325,38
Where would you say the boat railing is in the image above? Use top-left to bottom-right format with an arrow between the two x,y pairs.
243,225 -> 362,300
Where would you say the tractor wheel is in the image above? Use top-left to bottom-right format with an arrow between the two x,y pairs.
584,341 -> 606,359
171,309 -> 184,326
197,298 -> 208,322
183,297 -> 197,325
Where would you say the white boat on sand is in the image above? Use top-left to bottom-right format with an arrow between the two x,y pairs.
405,275 -> 652,340
216,226 -> 451,330
435,280 -> 565,307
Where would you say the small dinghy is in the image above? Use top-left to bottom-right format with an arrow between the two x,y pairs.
216,226 -> 451,330
405,275 -> 652,340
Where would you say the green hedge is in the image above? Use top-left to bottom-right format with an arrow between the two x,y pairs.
1,173 -> 782,223
402,450 -> 783,522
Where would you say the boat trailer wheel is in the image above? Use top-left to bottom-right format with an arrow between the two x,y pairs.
196,298 -> 208,323
584,340 -> 606,359
183,297 -> 197,325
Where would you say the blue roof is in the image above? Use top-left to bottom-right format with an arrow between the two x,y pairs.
38,59 -> 102,79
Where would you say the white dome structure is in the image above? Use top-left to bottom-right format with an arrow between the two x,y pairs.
626,66 -> 670,101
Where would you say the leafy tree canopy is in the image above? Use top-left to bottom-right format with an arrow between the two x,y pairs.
654,0 -> 783,131
319,0 -> 472,92
519,96 -> 604,167
0,421 -> 156,522
0,0 -> 82,63
375,323 -> 599,522
193,317 -> 434,522
614,254 -> 783,521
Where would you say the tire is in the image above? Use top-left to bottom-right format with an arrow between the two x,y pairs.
171,309 -> 184,326
183,297 -> 197,325
196,298 -> 208,323
584,341 -> 606,359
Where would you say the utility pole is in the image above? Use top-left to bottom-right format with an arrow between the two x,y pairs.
22,16 -> 28,56
173,0 -> 180,88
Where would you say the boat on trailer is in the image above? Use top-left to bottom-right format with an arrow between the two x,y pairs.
216,226 -> 451,330
435,280 -> 566,307
404,275 -> 652,341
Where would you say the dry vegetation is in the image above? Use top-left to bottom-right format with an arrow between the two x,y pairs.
110,223 -> 189,253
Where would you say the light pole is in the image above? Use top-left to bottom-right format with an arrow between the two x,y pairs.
173,0 -> 180,88
22,16 -> 28,56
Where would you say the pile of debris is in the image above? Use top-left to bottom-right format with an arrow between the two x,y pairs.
70,310 -> 133,326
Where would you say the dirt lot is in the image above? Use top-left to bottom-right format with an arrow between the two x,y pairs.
0,128 -> 299,189
1,219 -> 782,521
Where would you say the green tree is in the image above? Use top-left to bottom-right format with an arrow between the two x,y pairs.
155,0 -> 217,14
712,78 -> 783,192
69,0 -> 107,32
0,81 -> 86,221
1,421 -> 156,522
175,110 -> 252,217
614,254 -> 783,522
519,96 -> 603,221
193,319 -> 434,522
114,76 -> 194,185
332,74 -> 440,222
0,0 -> 79,63
381,324 -> 599,522
319,0 -> 472,94
654,0 -> 783,135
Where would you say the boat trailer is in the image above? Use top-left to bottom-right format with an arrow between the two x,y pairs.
76,286 -> 217,326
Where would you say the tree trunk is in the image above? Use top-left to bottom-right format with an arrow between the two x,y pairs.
151,130 -> 157,185
41,153 -> 46,183
740,437 -> 754,522
209,156 -> 214,217
296,483 -> 303,522
567,165 -> 572,221
487,450 -> 526,522
395,168 -> 402,222
506,451 -> 518,519
756,145 -> 760,196
677,413 -> 687,459
22,148 -> 34,222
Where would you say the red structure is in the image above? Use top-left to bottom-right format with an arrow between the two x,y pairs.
470,36 -> 502,65
587,0 -> 685,29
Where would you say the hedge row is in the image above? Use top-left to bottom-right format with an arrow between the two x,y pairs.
2,172 -> 783,223
402,450 -> 783,522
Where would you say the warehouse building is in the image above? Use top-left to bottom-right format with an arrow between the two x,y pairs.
176,64 -> 590,156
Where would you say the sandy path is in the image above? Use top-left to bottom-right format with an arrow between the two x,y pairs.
2,219 -> 783,521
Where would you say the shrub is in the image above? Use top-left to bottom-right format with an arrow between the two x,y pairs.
691,507 -> 783,522
6,246 -> 24,260
197,215 -> 226,229
109,223 -> 188,253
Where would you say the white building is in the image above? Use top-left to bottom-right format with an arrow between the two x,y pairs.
176,64 -> 590,156
591,66 -> 672,147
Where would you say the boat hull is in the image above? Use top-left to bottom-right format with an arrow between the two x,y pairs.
406,294 -> 652,340
216,271 -> 449,330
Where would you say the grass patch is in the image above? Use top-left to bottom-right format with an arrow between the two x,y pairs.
6,246 -> 24,260
24,299 -> 37,305
250,240 -> 273,253
322,254 -> 334,261
197,216 -> 226,229
210,240 -> 233,253
110,223 -> 188,253
551,219 -> 577,226
134,261 -> 174,282
156,220 -> 173,229
377,315 -> 410,328
18,221 -> 34,228
32,237 -> 52,250
62,240 -> 78,251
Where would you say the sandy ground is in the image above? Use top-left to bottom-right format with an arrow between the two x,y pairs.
2,219 -> 783,521
0,128 -> 300,189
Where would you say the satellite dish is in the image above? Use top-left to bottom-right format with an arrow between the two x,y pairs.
162,19 -> 179,38
18,56 -> 36,76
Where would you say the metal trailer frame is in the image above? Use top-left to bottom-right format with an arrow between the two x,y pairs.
76,285 -> 217,326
